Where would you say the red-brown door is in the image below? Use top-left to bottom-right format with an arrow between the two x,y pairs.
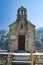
18,35 -> 25,50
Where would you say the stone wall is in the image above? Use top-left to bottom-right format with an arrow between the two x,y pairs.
9,20 -> 35,52
0,54 -> 43,65
35,55 -> 43,65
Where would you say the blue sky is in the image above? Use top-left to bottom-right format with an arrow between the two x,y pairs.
0,0 -> 43,30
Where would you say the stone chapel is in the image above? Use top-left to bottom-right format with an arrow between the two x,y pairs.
9,6 -> 35,52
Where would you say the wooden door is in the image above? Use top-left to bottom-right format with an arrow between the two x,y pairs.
18,35 -> 25,50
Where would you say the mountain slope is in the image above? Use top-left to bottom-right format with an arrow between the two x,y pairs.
0,30 -> 9,50
36,27 -> 43,34
35,27 -> 43,50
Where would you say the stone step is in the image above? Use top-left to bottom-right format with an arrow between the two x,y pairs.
13,55 -> 30,61
12,61 -> 31,63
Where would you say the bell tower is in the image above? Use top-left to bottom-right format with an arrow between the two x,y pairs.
17,6 -> 27,21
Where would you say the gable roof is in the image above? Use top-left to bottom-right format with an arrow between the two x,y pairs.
27,20 -> 35,27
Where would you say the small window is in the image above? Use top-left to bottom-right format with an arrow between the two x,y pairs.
20,10 -> 24,15
21,24 -> 23,28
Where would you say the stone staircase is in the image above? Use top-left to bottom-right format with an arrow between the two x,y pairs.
13,55 -> 30,61
11,53 -> 31,65
12,53 -> 31,63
